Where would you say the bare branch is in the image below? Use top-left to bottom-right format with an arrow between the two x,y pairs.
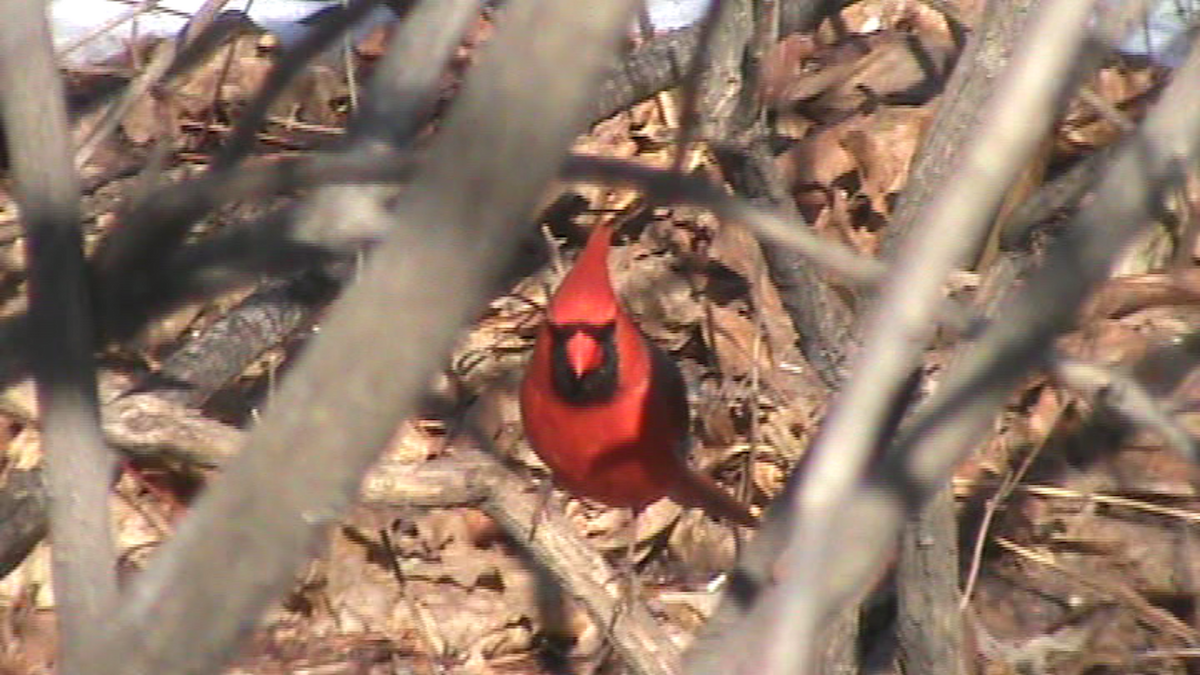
79,1 -> 641,672
1,374 -> 241,469
293,0 -> 481,254
0,1 -> 119,669
897,484 -> 964,674
92,150 -> 884,343
367,446 -> 683,675
353,0 -> 481,146
754,26 -> 1200,675
1052,355 -> 1199,462
591,0 -> 845,123
210,0 -> 395,170
722,2 -> 1102,671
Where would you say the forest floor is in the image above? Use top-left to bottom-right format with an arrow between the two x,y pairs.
1,1 -> 1199,673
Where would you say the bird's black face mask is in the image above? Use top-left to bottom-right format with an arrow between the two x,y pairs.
548,321 -> 618,406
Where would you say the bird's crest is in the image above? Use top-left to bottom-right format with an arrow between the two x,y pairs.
546,223 -> 619,324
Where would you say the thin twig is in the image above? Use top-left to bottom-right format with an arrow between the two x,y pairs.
671,0 -> 726,174
96,150 -> 885,343
340,0 -> 361,113
210,0 -> 385,170
958,401 -> 1066,610
994,536 -> 1200,644
953,478 -> 1200,526
55,0 -> 160,59
75,40 -> 177,167
197,0 -> 254,151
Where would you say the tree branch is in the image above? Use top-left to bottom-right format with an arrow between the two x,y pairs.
0,3 -> 119,670
758,24 -> 1200,674
700,1 -> 1102,671
79,1 -> 641,672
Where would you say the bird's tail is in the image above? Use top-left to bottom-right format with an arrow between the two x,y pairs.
671,470 -> 758,528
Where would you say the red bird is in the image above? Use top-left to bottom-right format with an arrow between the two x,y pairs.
520,222 -> 757,528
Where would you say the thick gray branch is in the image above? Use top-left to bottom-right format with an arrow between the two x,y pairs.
0,2 -> 119,670
79,1 -> 640,672
759,22 -> 1200,675
694,1 -> 1100,671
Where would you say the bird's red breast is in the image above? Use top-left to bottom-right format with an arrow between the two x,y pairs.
519,223 -> 756,527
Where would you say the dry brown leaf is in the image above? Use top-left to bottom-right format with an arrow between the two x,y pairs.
695,379 -> 739,448
656,589 -> 719,632
417,584 -> 528,660
1059,320 -> 1152,366
667,510 -> 739,576
0,605 -> 57,675
760,33 -> 820,107
838,105 -> 931,217
417,509 -> 488,554
765,31 -> 954,114
385,420 -> 443,465
1082,269 -> 1200,321
813,183 -> 878,255
838,0 -> 965,37
355,21 -> 395,60
1027,385 -> 1065,440
6,426 -> 40,471
581,506 -> 632,546
614,233 -> 700,351
777,124 -> 857,189
707,216 -> 808,371
1059,64 -> 1162,154
706,303 -> 760,382
752,460 -> 786,496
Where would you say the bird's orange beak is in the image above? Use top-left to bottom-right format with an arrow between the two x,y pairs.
565,331 -> 603,378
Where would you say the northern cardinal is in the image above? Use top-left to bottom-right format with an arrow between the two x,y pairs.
520,222 -> 757,528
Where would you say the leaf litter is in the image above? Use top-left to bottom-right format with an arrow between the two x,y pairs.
0,1 -> 1198,673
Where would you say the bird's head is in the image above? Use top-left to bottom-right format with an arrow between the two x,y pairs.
543,223 -> 622,404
